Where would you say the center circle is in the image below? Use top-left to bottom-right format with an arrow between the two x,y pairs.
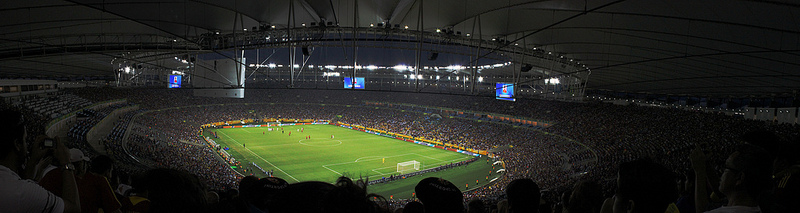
298,139 -> 343,147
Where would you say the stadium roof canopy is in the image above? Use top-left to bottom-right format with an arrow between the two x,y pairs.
2,0 -> 800,97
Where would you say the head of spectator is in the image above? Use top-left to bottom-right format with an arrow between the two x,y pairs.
251,176 -> 288,212
772,137 -> 800,175
205,191 -> 220,204
506,178 -> 540,213
559,188 -> 572,213
89,155 -> 114,179
272,181 -> 335,213
613,158 -> 677,213
403,201 -> 425,213
718,144 -> 772,207
771,136 -> 800,212
497,199 -> 509,213
415,177 -> 463,213
323,176 -> 388,213
140,168 -> 209,213
468,198 -> 485,213
567,180 -> 603,213
69,148 -> 90,176
238,175 -> 260,202
741,129 -> 780,154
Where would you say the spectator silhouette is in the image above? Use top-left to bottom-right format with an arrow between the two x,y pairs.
404,201 -> 425,213
467,198 -> 485,213
506,178 -> 540,213
771,137 -> 800,213
693,144 -> 772,213
271,181 -> 335,213
140,168 -> 209,213
77,154 -> 121,213
415,177 -> 464,213
567,180 -> 603,213
322,176 -> 389,213
251,177 -> 288,212
605,158 -> 676,213
0,109 -> 81,213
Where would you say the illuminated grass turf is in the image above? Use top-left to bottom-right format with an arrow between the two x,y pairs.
206,124 -> 502,199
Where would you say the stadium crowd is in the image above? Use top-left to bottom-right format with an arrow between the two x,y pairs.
1,87 -> 798,213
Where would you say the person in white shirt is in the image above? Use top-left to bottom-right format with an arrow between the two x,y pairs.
0,109 -> 81,213
692,144 -> 771,213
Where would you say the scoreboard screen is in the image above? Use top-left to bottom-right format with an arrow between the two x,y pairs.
344,77 -> 365,89
496,82 -> 515,101
168,75 -> 182,88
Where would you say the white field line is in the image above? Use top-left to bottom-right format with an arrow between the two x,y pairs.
354,156 -> 383,162
413,153 -> 446,162
365,155 -> 473,179
323,153 -> 473,180
353,152 -> 431,162
322,165 -> 343,176
218,131 -> 299,182
371,169 -> 388,175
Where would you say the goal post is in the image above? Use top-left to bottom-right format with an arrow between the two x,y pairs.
397,160 -> 421,174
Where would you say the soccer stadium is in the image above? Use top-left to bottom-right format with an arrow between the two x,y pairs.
1,1 -> 799,213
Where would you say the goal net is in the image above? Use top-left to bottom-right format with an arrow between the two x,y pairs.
397,160 -> 421,174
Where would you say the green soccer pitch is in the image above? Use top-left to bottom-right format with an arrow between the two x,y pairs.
204,124 -> 504,199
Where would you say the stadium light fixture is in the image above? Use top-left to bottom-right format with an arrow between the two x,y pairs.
393,65 -> 407,71
478,76 -> 483,82
466,33 -> 471,37
271,25 -> 276,29
268,63 -> 277,68
370,23 -> 374,27
366,65 -> 378,70
302,23 -> 306,27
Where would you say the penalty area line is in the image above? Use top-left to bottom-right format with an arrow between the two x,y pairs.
218,131 -> 300,182
321,165 -> 342,176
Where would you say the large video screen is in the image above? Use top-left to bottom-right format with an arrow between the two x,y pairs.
168,75 -> 182,88
344,77 -> 365,89
496,82 -> 515,101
